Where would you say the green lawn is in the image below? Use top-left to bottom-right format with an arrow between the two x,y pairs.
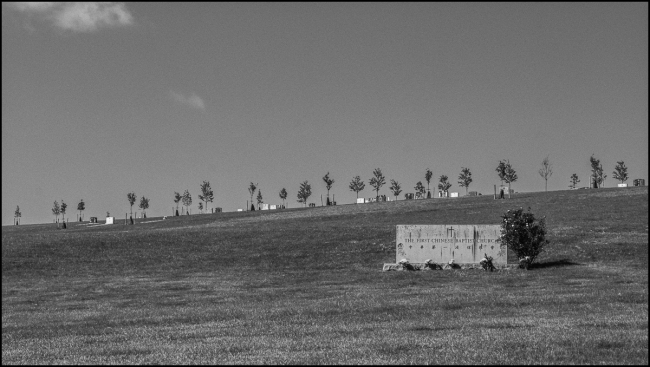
2,187 -> 648,364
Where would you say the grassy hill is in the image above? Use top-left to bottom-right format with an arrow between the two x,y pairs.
2,187 -> 648,364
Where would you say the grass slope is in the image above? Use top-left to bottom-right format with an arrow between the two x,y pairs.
2,187 -> 648,364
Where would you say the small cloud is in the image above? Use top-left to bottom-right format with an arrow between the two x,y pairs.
169,91 -> 206,110
4,2 -> 134,32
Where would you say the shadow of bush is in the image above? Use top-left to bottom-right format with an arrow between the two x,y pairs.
530,259 -> 580,269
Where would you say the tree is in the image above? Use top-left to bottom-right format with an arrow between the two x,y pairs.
248,182 -> 257,211
60,200 -> 67,222
369,168 -> 386,200
77,199 -> 85,221
349,175 -> 365,198
589,155 -> 603,188
496,160 -> 507,185
198,181 -> 214,213
414,181 -> 426,199
139,196 -> 149,217
297,180 -> 312,206
613,161 -> 628,183
127,192 -> 137,216
174,192 -> 182,214
500,207 -> 549,267
52,200 -> 60,224
438,175 -> 451,195
458,167 -> 473,195
390,179 -> 402,200
279,188 -> 288,207
182,189 -> 192,214
425,168 -> 433,198
256,189 -> 263,208
569,173 -> 580,189
322,172 -> 335,205
198,202 -> 203,213
14,205 -> 21,225
538,155 -> 553,192
503,161 -> 518,198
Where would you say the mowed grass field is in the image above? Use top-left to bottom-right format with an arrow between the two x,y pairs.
2,187 -> 648,364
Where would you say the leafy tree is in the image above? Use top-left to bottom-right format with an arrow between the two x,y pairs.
538,155 -> 553,192
414,181 -> 426,198
369,168 -> 386,200
349,175 -> 365,198
198,181 -> 214,213
256,189 -> 263,208
500,207 -> 549,267
182,189 -> 192,214
139,196 -> 149,217
438,175 -> 451,195
127,192 -> 137,216
297,180 -> 312,207
569,173 -> 580,189
322,172 -> 335,205
458,167 -> 473,195
173,192 -> 182,214
14,205 -> 21,225
496,160 -> 507,185
248,182 -> 257,211
589,155 -> 604,188
390,179 -> 402,200
77,199 -> 85,221
425,168 -> 433,198
52,200 -> 60,224
198,202 -> 203,213
279,188 -> 288,207
613,161 -> 628,183
60,200 -> 67,222
503,161 -> 518,198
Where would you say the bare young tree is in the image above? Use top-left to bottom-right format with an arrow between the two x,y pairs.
14,205 -> 21,225
322,172 -> 335,205
569,173 -> 580,189
613,161 -> 628,184
538,155 -> 553,192
589,155 -> 603,188
297,180 -> 312,207
414,181 -> 426,199
256,190 -> 263,209
198,202 -> 203,213
349,175 -> 365,198
369,168 -> 386,200
425,168 -> 433,198
503,161 -> 518,198
457,167 -> 473,195
199,181 -> 214,213
390,179 -> 402,200
127,192 -> 137,216
279,188 -> 288,207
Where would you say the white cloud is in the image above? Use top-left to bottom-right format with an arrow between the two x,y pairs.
5,2 -> 134,32
169,91 -> 206,110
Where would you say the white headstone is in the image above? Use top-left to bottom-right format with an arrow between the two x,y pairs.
356,198 -> 365,204
237,209 -> 243,212
270,204 -> 277,210
395,225 -> 506,264
617,183 -> 628,188
105,217 -> 114,224
450,192 -> 458,198
261,204 -> 269,210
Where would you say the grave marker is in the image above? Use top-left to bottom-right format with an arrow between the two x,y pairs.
105,217 -> 114,224
395,224 -> 506,264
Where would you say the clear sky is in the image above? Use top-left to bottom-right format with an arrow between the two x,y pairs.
2,2 -> 648,225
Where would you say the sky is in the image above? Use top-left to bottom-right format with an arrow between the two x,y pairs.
2,2 -> 648,225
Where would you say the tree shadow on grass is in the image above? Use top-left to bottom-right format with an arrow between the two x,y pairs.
530,259 -> 580,269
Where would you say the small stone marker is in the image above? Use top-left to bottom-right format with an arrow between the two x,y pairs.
357,198 -> 365,204
394,224 -> 506,265
617,183 -> 628,188
270,204 -> 277,210
105,217 -> 114,224
450,192 -> 458,198
237,209 -> 243,212
261,204 -> 269,210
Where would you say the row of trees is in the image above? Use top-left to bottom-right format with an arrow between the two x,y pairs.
172,181 -> 214,215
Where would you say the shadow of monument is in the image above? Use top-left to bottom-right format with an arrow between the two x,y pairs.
530,259 -> 580,269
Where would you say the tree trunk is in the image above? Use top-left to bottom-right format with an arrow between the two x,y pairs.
508,183 -> 511,199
